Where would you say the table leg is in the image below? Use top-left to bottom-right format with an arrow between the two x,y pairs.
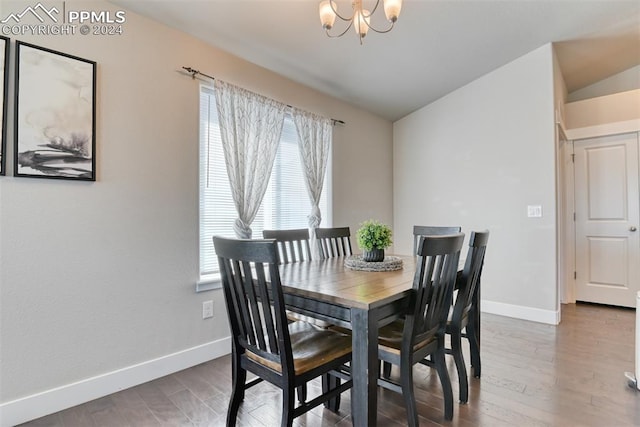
350,308 -> 378,427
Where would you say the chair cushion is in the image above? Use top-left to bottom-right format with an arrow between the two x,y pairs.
247,321 -> 352,375
377,319 -> 437,355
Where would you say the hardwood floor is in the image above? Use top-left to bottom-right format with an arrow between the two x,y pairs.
19,303 -> 639,426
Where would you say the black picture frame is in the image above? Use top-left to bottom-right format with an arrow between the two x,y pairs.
0,36 -> 9,176
14,41 -> 96,180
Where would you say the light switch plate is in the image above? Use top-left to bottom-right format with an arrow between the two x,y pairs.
527,205 -> 543,218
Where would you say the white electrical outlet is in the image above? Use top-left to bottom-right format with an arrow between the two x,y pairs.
202,300 -> 214,319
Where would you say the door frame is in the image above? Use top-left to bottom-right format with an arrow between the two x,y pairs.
560,124 -> 640,309
556,124 -> 575,306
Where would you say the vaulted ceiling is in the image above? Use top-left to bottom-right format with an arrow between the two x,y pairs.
112,0 -> 640,121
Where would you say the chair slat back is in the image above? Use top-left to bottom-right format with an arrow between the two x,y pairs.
213,236 -> 293,371
413,226 -> 462,255
452,230 -> 489,324
263,229 -> 312,264
316,227 -> 353,259
407,233 -> 464,346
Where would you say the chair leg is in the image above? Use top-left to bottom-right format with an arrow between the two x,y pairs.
434,344 -> 454,421
399,360 -> 419,427
296,385 -> 307,403
281,386 -> 295,427
450,329 -> 469,403
382,361 -> 392,378
322,373 -> 341,412
227,350 -> 246,426
466,321 -> 481,378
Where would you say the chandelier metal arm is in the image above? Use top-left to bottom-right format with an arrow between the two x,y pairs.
363,19 -> 395,34
325,20 -> 354,38
328,0 -> 355,22
329,0 -> 382,22
367,0 -> 381,17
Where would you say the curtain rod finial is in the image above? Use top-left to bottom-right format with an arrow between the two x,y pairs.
182,66 -> 198,80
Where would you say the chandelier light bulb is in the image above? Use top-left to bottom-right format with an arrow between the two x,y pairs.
383,0 -> 402,23
353,8 -> 371,37
319,0 -> 337,30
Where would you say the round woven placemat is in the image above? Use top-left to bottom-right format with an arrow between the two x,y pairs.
344,255 -> 404,272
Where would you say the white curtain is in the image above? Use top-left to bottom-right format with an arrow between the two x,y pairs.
214,80 -> 286,238
292,108 -> 332,255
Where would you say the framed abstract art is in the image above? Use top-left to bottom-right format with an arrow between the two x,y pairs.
0,36 -> 8,176
14,41 -> 96,180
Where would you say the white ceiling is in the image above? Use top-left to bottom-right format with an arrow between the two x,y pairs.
112,0 -> 640,121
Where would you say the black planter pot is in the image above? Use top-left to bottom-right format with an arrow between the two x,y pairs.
362,248 -> 385,262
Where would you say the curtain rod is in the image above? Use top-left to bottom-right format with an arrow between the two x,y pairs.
182,66 -> 346,126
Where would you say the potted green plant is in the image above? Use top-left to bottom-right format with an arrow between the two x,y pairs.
356,220 -> 393,262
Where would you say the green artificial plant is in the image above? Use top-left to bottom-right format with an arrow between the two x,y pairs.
356,220 -> 393,251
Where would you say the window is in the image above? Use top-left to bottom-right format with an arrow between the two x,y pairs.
198,86 -> 330,287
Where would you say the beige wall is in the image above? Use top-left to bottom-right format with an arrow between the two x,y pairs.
393,44 -> 558,321
565,89 -> 640,130
0,0 -> 392,416
567,65 -> 640,103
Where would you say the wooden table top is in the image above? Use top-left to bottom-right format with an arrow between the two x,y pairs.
279,255 -> 416,310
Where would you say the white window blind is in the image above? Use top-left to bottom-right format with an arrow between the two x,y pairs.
199,86 -> 330,281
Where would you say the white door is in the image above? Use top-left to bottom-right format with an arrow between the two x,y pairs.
574,132 -> 640,308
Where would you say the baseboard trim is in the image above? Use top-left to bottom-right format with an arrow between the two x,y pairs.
0,337 -> 231,427
481,299 -> 560,325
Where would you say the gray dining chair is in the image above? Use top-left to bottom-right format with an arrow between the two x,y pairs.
263,228 -> 313,263
316,227 -> 353,259
412,225 -> 462,255
377,233 -> 465,424
444,230 -> 489,403
213,236 -> 352,426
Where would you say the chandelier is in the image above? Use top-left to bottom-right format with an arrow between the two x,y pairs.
319,0 -> 403,44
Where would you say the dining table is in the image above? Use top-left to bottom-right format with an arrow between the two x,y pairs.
278,255 -> 481,427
